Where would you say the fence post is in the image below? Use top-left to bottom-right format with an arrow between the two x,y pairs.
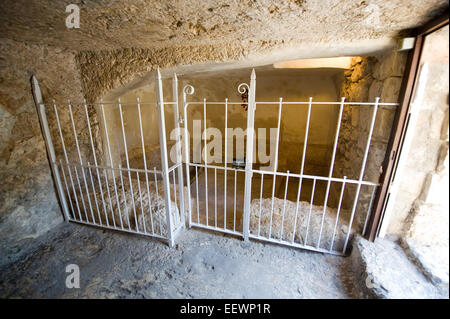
182,85 -> 194,228
31,75 -> 71,222
172,74 -> 186,228
156,68 -> 175,247
242,69 -> 256,241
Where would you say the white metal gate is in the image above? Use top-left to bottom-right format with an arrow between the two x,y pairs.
181,76 -> 256,238
32,69 -> 185,248
34,68 -> 398,256
181,69 -> 398,256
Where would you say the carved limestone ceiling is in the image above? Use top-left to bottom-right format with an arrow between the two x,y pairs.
0,0 -> 448,52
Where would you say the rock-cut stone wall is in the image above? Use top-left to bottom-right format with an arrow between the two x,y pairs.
332,50 -> 407,233
0,39 -> 85,261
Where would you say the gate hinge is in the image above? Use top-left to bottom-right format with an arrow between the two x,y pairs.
391,149 -> 396,161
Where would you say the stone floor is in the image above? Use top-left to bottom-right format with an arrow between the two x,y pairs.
0,222 -> 354,298
351,236 -> 449,299
400,238 -> 449,287
0,222 -> 447,299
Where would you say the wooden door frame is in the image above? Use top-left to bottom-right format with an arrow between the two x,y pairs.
365,11 -> 449,241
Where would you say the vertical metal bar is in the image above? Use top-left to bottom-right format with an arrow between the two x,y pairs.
242,69 -> 256,241
195,165 -> 200,223
224,98 -> 228,230
233,169 -> 237,232
154,167 -> 163,236
74,165 -> 88,222
317,97 -> 345,248
258,173 -> 264,237
136,171 -> 147,234
137,98 -> 153,234
84,102 -> 109,226
203,98 -> 209,226
214,167 -> 217,228
103,169 -> 116,228
268,97 -> 282,239
118,99 -> 139,232
101,102 -> 124,230
269,174 -> 277,239
280,171 -> 290,240
30,77 -> 71,222
82,166 -> 95,223
172,170 -> 177,208
304,178 -> 317,246
52,102 -> 81,220
87,162 -> 102,225
118,163 -> 131,230
172,74 -> 186,227
59,160 -> 74,219
182,86 -> 193,228
343,98 -> 379,253
363,186 -> 377,236
273,97 -> 283,172
68,101 -> 96,224
67,165 -> 82,221
156,68 -> 174,247
292,97 -> 312,243
330,176 -> 347,251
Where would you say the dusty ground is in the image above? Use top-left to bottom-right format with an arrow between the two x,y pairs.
0,222 -> 355,298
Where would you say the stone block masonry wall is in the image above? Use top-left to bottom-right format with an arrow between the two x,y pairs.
0,39 -> 87,262
391,25 -> 449,245
403,60 -> 449,243
332,51 -> 407,232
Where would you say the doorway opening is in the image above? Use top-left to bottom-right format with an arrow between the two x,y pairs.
36,55 -> 402,255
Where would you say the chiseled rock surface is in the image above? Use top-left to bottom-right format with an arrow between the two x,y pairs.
1,0 -> 447,51
400,238 -> 449,287
350,235 -> 448,299
0,39 -> 85,257
2,0 -> 444,102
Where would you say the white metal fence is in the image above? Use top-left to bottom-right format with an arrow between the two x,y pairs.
33,70 -> 185,248
34,68 -> 398,256
181,70 -> 398,255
